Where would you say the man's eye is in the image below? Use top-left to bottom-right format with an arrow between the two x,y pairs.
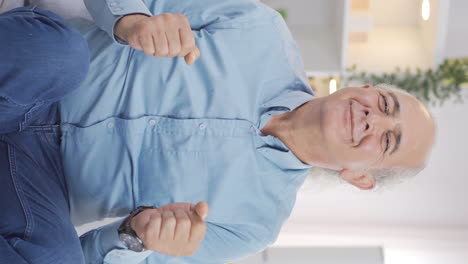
385,132 -> 390,152
381,94 -> 389,114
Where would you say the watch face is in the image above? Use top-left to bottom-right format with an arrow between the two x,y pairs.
119,233 -> 145,252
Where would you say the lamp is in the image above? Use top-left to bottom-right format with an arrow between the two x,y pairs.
421,0 -> 430,21
329,78 -> 337,94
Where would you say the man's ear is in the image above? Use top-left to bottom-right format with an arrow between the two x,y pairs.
339,169 -> 376,190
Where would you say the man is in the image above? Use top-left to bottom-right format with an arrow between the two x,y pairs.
0,1 -> 435,264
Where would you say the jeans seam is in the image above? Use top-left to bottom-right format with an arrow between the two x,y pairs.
19,101 -> 45,131
0,95 -> 29,106
2,7 -> 35,16
7,145 -> 34,241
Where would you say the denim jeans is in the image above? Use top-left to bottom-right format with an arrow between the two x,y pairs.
0,7 -> 89,264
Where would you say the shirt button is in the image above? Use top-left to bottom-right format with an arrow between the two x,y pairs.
107,122 -> 114,129
199,123 -> 207,130
113,7 -> 123,12
62,124 -> 69,132
110,2 -> 119,6
148,119 -> 157,126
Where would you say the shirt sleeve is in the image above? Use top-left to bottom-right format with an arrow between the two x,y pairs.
79,218 -> 272,264
135,222 -> 271,264
79,218 -> 153,264
83,0 -> 269,44
83,0 -> 152,43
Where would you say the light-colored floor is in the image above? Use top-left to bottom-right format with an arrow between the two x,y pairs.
0,0 -> 24,12
35,0 -> 92,20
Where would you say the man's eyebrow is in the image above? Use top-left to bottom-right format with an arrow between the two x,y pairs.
388,91 -> 400,117
390,126 -> 402,155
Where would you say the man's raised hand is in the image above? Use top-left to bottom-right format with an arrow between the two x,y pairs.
130,201 -> 209,256
115,13 -> 200,65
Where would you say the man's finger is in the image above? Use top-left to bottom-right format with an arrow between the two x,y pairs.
145,211 -> 162,242
187,210 -> 206,244
160,210 -> 177,240
131,208 -> 158,238
165,29 -> 181,57
174,209 -> 191,242
139,34 -> 155,56
179,27 -> 196,57
187,202 -> 209,242
159,202 -> 193,212
153,31 -> 169,57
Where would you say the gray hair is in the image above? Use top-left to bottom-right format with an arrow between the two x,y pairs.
370,166 -> 424,189
373,83 -> 414,97
306,166 -> 423,192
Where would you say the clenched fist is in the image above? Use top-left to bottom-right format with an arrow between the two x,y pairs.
115,13 -> 200,65
130,201 -> 209,256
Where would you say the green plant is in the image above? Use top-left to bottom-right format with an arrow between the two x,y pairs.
276,8 -> 288,21
345,58 -> 468,105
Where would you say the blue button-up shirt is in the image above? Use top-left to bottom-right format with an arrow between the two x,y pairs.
60,0 -> 314,263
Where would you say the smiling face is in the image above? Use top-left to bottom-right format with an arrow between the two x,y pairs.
318,85 -> 435,173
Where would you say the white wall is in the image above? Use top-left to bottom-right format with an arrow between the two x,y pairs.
370,0 -> 420,26
347,26 -> 432,72
261,0 -> 348,74
444,0 -> 468,59
261,0 -> 339,26
347,0 -> 456,71
290,26 -> 342,73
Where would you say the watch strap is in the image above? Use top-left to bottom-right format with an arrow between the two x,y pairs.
118,205 -> 157,252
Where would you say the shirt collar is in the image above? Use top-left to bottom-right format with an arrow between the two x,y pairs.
257,142 -> 312,170
256,90 -> 314,171
261,90 -> 315,112
258,90 -> 314,130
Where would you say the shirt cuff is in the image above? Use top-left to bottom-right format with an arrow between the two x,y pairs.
98,218 -> 127,252
98,218 -> 154,263
101,0 -> 152,44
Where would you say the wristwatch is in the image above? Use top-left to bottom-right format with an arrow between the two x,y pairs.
118,205 -> 157,252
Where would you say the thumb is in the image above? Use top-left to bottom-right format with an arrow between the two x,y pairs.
192,201 -> 209,220
184,47 -> 200,65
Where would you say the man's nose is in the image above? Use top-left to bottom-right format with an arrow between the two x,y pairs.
363,109 -> 393,136
352,101 -> 394,145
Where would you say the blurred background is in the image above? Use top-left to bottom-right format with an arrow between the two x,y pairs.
237,0 -> 468,263
29,0 -> 468,263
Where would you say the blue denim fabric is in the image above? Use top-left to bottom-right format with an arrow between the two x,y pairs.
0,6 -> 89,134
0,7 -> 89,264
